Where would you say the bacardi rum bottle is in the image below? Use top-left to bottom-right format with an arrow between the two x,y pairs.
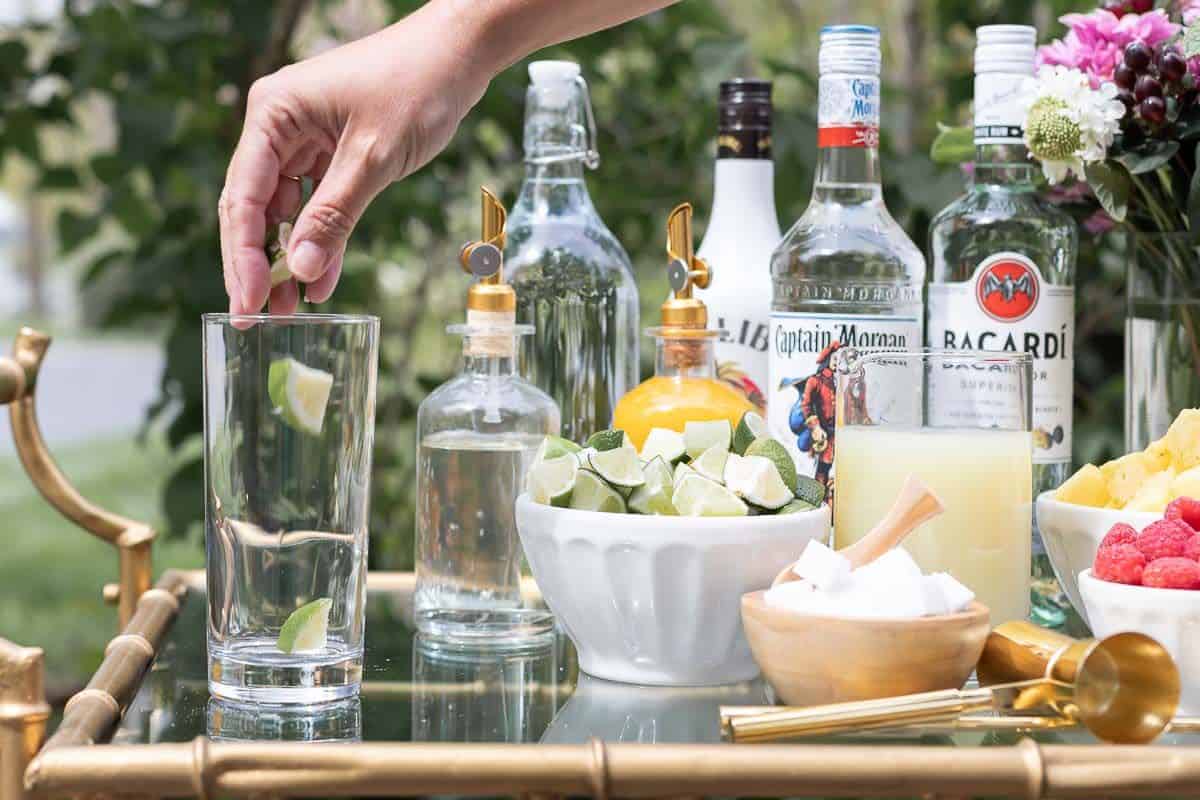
697,79 -> 781,414
768,25 -> 924,495
928,25 -> 1076,626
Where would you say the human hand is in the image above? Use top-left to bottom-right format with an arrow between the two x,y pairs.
218,1 -> 491,314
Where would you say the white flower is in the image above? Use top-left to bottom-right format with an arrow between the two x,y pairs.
1021,66 -> 1125,183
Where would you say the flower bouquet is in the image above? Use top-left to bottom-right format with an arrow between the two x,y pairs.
934,0 -> 1200,447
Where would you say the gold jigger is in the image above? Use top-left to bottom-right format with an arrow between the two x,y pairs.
976,620 -> 1179,744
724,623 -> 1180,745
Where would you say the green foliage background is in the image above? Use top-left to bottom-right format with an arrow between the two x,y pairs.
0,0 -> 1117,579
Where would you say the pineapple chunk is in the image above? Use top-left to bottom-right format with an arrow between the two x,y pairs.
1125,484 -> 1171,512
1173,465 -> 1200,500
1165,409 -> 1200,471
1055,463 -> 1109,507
1101,452 -> 1152,506
1144,437 -> 1173,472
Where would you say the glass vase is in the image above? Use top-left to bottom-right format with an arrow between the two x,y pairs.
1125,232 -> 1200,450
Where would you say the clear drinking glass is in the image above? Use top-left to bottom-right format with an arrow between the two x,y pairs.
203,313 -> 378,703
832,349 -> 1033,624
207,697 -> 362,742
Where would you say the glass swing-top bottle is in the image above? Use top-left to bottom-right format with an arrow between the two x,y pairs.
613,203 -> 755,450
414,187 -> 560,639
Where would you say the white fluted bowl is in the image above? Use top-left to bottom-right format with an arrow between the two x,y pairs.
1079,568 -> 1200,714
516,493 -> 830,685
1036,492 -> 1161,624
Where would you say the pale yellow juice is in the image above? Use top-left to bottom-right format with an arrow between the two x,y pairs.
834,425 -> 1032,624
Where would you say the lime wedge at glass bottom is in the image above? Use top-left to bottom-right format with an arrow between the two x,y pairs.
745,437 -> 798,493
673,461 -> 697,488
725,454 -> 792,510
588,445 -> 645,488
277,597 -> 332,654
534,435 -> 582,465
528,454 -> 579,506
640,427 -> 686,464
794,474 -> 828,507
268,357 -> 334,436
732,411 -> 769,455
778,498 -> 817,514
693,444 -> 730,484
586,429 -> 627,452
684,419 -> 732,460
673,473 -> 748,517
569,469 -> 627,513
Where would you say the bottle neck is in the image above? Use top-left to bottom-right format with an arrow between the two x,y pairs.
654,336 -> 716,379
813,145 -> 882,202
516,158 -> 596,216
462,349 -> 518,377
708,158 -> 780,237
813,72 -> 882,203
972,143 -> 1036,187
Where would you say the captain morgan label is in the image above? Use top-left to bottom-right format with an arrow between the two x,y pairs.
928,252 -> 1074,464
816,73 -> 879,149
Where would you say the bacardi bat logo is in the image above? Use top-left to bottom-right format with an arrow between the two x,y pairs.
975,255 -> 1039,322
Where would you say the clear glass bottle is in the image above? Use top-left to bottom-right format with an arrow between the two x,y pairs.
415,188 -> 560,640
927,26 -> 1077,627
697,78 -> 781,414
505,60 -> 639,443
768,25 -> 925,498
613,203 -> 754,449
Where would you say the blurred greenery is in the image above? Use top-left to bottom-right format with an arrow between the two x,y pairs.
1,0 -> 1127,682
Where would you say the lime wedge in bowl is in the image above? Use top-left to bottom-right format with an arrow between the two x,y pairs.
693,444 -> 730,483
673,472 -> 748,517
586,429 -> 627,452
745,437 -> 798,492
724,454 -> 792,510
628,456 -> 677,515
277,597 -> 333,654
570,468 -> 628,513
732,411 -> 768,455
528,454 -> 579,506
639,427 -> 687,464
588,445 -> 645,489
684,419 -> 732,459
533,435 -> 582,465
268,357 -> 334,436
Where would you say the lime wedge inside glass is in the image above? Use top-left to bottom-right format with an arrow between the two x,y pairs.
268,357 -> 334,436
277,597 -> 333,654
673,473 -> 748,517
527,454 -> 579,506
569,468 -> 627,513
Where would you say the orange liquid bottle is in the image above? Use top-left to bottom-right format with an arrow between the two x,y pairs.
613,203 -> 754,450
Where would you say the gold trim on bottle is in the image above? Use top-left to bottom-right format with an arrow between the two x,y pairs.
660,202 -> 711,331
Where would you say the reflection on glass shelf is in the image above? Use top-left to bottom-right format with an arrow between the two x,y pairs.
207,697 -> 362,742
413,632 -> 562,743
542,674 -> 769,744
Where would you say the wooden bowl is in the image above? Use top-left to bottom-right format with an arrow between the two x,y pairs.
740,591 -> 990,706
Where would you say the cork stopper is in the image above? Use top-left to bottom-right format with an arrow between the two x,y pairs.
660,203 -> 712,332
459,187 -> 517,356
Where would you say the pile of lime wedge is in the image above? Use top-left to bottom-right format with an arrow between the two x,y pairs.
526,412 -> 826,517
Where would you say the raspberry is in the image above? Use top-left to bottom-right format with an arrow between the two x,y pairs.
1135,518 -> 1195,561
1093,543 -> 1146,585
1184,535 -> 1200,562
1165,497 -> 1200,532
1098,523 -> 1139,552
1142,557 -> 1200,590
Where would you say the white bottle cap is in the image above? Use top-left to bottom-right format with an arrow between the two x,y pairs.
975,25 -> 1036,75
529,60 -> 580,108
818,25 -> 881,76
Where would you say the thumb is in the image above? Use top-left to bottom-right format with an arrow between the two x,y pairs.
287,144 -> 388,283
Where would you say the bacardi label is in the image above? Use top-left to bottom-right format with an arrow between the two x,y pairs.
767,312 -> 920,499
928,252 -> 1074,464
974,73 -> 1029,145
817,74 -> 879,149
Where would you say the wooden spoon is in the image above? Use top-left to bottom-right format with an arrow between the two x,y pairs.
772,474 -> 944,587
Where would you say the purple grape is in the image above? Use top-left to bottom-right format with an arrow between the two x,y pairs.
1162,51 -> 1187,83
1135,74 -> 1163,101
1103,0 -> 1128,17
1126,41 -> 1152,72
1117,89 -> 1136,110
1130,0 -> 1153,11
1115,64 -> 1137,89
1140,95 -> 1167,123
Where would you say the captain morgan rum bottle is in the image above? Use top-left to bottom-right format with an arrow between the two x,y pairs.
768,25 -> 925,497
697,79 -> 781,414
927,26 -> 1076,625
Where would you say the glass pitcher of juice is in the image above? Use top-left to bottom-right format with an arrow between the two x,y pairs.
613,202 -> 754,449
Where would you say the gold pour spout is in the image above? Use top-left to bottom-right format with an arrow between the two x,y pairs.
459,186 -> 515,313
661,202 -> 711,331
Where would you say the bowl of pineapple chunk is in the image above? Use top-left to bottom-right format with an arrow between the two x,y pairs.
1037,408 -> 1200,622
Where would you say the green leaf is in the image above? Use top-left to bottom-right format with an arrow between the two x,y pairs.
930,123 -> 974,165
1184,24 -> 1200,59
1188,142 -> 1200,235
1116,141 -> 1179,174
56,209 -> 100,254
0,40 -> 28,75
37,166 -> 81,191
1085,161 -> 1130,223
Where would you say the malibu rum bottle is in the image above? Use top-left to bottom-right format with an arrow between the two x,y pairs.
768,25 -> 924,496
928,26 -> 1077,626
506,60 -> 639,443
697,79 -> 781,414
613,203 -> 754,449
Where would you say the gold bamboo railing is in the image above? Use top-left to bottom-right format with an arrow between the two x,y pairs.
0,641 -> 49,800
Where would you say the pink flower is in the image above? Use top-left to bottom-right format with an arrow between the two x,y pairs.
1037,9 -> 1180,86
1183,0 -> 1200,26
1083,208 -> 1117,235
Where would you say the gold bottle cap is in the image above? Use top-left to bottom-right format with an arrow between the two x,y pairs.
459,187 -> 516,314
659,202 -> 712,334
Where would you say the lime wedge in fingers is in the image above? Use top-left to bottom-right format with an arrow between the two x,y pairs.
745,437 -> 798,492
693,444 -> 730,484
268,357 -> 334,436
569,468 -> 627,513
528,454 -> 578,506
684,419 -> 732,459
277,597 -> 332,654
673,473 -> 747,517
732,411 -> 769,455
640,428 -> 686,464
588,445 -> 645,488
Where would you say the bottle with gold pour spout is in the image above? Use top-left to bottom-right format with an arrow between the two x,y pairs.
613,203 -> 755,450
414,187 -> 559,639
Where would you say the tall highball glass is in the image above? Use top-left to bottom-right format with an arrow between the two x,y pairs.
833,349 -> 1033,624
203,313 -> 378,703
